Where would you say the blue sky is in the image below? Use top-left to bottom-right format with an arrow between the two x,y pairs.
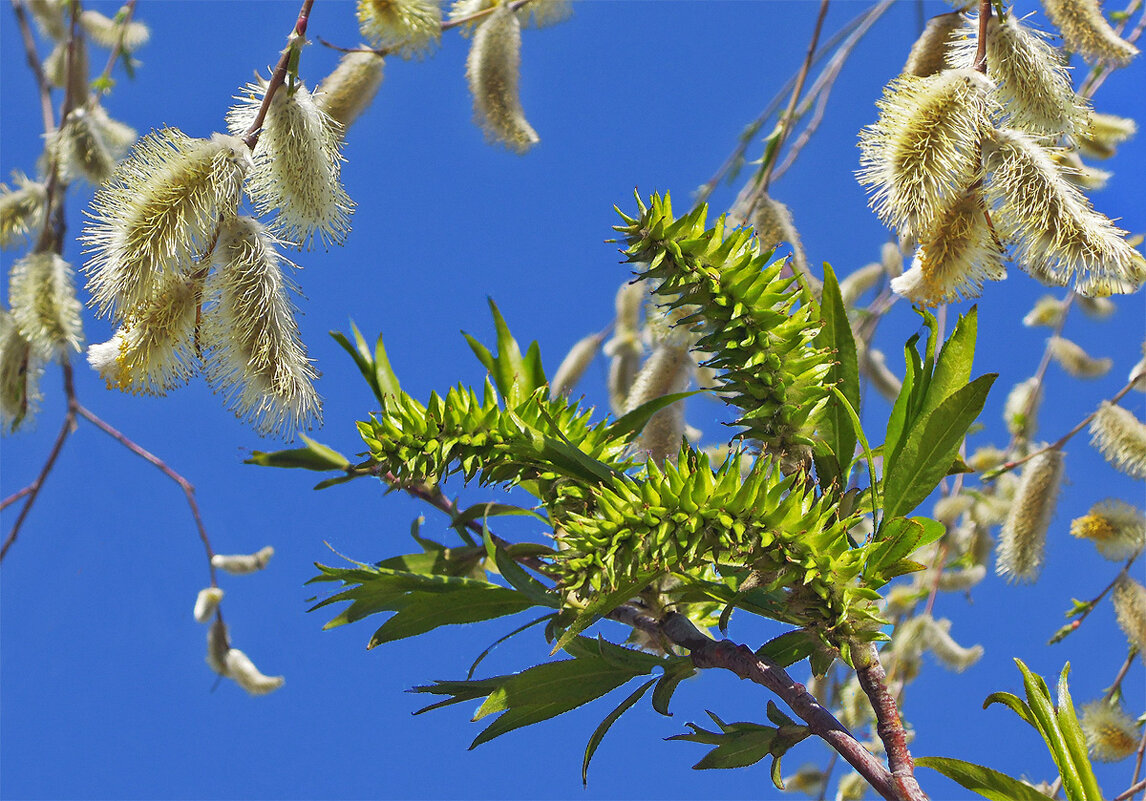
2,1 -> 1144,799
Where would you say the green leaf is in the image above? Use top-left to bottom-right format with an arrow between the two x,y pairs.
368,585 -> 535,647
755,630 -> 819,669
245,435 -> 351,471
652,660 -> 697,717
983,690 -> 1038,729
411,676 -> 508,715
331,322 -> 400,404
470,650 -> 655,748
466,614 -> 556,679
605,391 -> 699,443
452,502 -> 549,529
582,678 -> 657,785
919,308 -> 977,422
884,333 -> 919,462
829,386 -> 879,521
563,635 -> 671,674
551,573 -> 660,654
668,717 -> 779,770
1055,664 -> 1103,801
812,263 -> 860,484
864,516 -> 944,587
1015,659 -> 1085,801
915,756 -> 1056,801
882,373 -> 996,521
481,527 -> 559,609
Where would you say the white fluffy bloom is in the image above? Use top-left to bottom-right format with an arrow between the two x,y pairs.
211,545 -> 275,575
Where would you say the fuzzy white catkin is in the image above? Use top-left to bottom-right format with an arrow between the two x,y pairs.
8,252 -> 84,356
223,648 -> 285,695
1047,336 -> 1112,378
193,587 -> 224,623
78,9 -> 150,51
0,172 -> 47,248
996,449 -> 1064,583
206,618 -> 230,675
903,11 -> 962,77
1089,402 -> 1146,479
211,546 -> 275,575
1070,499 -> 1146,561
1042,0 -> 1139,67
1081,700 -> 1140,762
550,333 -> 602,398
465,5 -> 539,154
1112,575 -> 1146,654
315,50 -> 385,132
625,342 -> 693,462
0,310 -> 43,432
357,0 -> 441,58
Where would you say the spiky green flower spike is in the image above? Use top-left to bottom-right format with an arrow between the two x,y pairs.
614,193 -> 833,463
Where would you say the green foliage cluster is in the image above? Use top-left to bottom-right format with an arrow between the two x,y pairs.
614,192 -> 831,460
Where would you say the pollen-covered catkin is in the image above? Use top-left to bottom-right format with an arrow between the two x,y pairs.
465,5 -> 539,154
1041,0 -> 1139,67
227,82 -> 353,249
983,127 -> 1146,297
357,0 -> 441,58
86,275 -> 200,395
0,173 -> 46,249
903,11 -> 962,77
858,68 -> 993,239
8,252 -> 84,356
996,449 -> 1064,583
891,188 -> 1005,305
82,129 -> 250,319
0,310 -> 43,432
1047,336 -> 1112,378
202,217 -> 320,439
1070,499 -> 1145,561
315,50 -> 385,132
1089,402 -> 1146,479
1112,575 -> 1146,654
1081,700 -> 1140,762
79,8 -> 150,51
625,341 -> 693,462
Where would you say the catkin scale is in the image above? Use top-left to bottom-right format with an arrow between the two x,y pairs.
465,5 -> 539,154
903,12 -> 963,77
8,252 -> 84,356
1041,0 -> 1139,67
357,0 -> 442,58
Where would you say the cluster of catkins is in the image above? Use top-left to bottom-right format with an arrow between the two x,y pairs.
195,545 -> 285,695
858,1 -> 1144,305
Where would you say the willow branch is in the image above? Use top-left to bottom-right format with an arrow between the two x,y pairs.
74,404 -> 218,585
852,643 -> 928,801
10,0 -> 56,134
242,0 -> 316,150
973,0 -> 991,73
93,0 -> 138,96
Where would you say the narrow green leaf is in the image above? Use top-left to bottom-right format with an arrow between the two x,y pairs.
983,691 -> 1038,729
481,527 -> 559,609
755,630 -> 819,669
551,573 -> 660,655
246,435 -> 351,471
915,756 -> 1056,801
883,373 -> 996,520
1055,664 -> 1103,801
883,337 -> 918,462
372,331 -> 401,397
313,474 -> 360,490
829,386 -> 879,522
453,502 -> 548,528
466,614 -> 557,680
410,676 -> 508,715
368,586 -> 535,647
563,636 -> 669,674
652,661 -> 696,717
1016,659 -> 1084,801
812,263 -> 859,481
605,391 -> 699,443
582,678 -> 656,785
919,308 -> 977,422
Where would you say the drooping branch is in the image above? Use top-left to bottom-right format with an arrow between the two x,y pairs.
241,0 -> 316,150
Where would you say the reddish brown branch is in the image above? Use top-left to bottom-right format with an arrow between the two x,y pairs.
93,0 -> 138,96
853,643 -> 928,801
973,0 -> 991,74
74,404 -> 218,585
242,0 -> 316,150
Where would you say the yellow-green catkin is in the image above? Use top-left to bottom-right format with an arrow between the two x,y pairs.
1089,401 -> 1146,479
8,252 -> 84,356
465,4 -> 539,154
839,261 -> 885,307
86,274 -> 200,395
1078,112 -> 1137,160
891,188 -> 1005,306
315,50 -> 386,132
1004,376 -> 1041,438
202,216 -> 320,439
983,127 -> 1146,297
1075,294 -> 1116,319
51,105 -> 137,186
82,129 -> 250,319
858,68 -> 993,239
1081,700 -> 1141,762
605,281 -> 644,414
753,194 -> 811,287
0,173 -> 47,249
1047,335 -> 1112,378
78,8 -> 150,51
227,82 -> 353,249
903,11 -> 962,77
1023,295 -> 1066,327
1041,0 -> 1139,67
1070,499 -> 1145,561
1112,575 -> 1146,654
357,0 -> 441,58
550,332 -> 603,398
0,310 -> 43,433
949,13 -> 1089,139
27,0 -> 67,40
924,616 -> 984,671
996,449 -> 1064,583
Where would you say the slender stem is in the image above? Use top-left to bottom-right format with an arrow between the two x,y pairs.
973,0 -> 991,73
1002,292 -> 1074,458
93,0 -> 138,96
751,0 -> 831,203
852,643 -> 928,801
0,487 -> 34,512
75,404 -> 218,585
1131,724 -> 1146,791
1104,649 -> 1136,703
1058,553 -> 1141,641
10,0 -> 56,134
242,0 -> 316,150
0,363 -> 77,563
1114,779 -> 1146,801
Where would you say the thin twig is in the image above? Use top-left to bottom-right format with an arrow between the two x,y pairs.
242,0 -> 316,151
1131,724 -> 1146,790
75,404 -> 218,584
1104,648 -> 1137,702
1114,778 -> 1146,801
0,487 -> 33,512
93,0 -> 138,96
10,0 -> 56,134
973,0 -> 992,73
852,643 -> 928,801
1055,553 -> 1141,642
